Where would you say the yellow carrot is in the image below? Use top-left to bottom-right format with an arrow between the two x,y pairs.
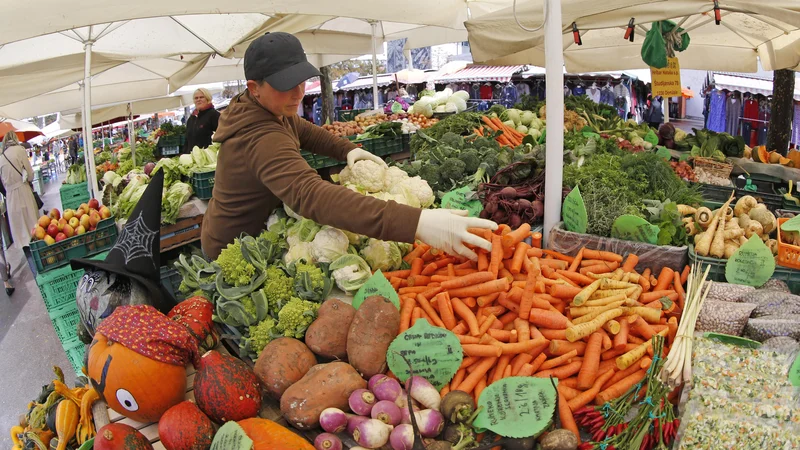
573,279 -> 602,306
615,329 -> 668,370
571,301 -> 626,325
565,309 -> 624,342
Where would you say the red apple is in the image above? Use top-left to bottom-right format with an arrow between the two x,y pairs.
34,226 -> 46,240
55,233 -> 67,243
63,209 -> 75,221
76,225 -> 86,235
88,212 -> 101,228
99,206 -> 111,220
79,215 -> 90,230
79,203 -> 89,214
38,215 -> 51,228
44,235 -> 55,246
68,217 -> 79,229
49,208 -> 61,221
74,209 -> 84,219
88,199 -> 100,210
57,218 -> 67,231
46,223 -> 58,238
63,224 -> 74,238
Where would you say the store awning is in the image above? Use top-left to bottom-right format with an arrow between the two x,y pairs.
682,88 -> 695,99
713,74 -> 800,101
520,66 -> 642,80
433,65 -> 526,83
305,74 -> 396,96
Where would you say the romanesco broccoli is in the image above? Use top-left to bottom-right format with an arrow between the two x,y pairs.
293,262 -> 328,302
216,240 -> 256,287
276,297 -> 320,338
246,317 -> 278,356
241,295 -> 256,318
262,265 -> 294,315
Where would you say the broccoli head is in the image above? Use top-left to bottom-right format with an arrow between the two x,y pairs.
458,149 -> 481,173
440,158 -> 466,185
439,132 -> 465,149
419,163 -> 441,190
473,153 -> 499,186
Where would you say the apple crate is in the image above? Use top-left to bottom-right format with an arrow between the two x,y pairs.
59,182 -> 90,212
30,217 -> 118,274
36,251 -> 108,311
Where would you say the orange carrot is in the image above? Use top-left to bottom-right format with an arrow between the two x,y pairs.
477,251 -> 489,272
437,292 -> 457,330
654,267 -> 675,291
501,224 -> 532,249
488,234 -> 503,278
550,284 -> 583,299
568,369 -> 615,411
448,278 -> 510,298
667,316 -> 678,346
415,294 -> 446,328
542,250 -> 575,263
478,314 -> 498,336
440,272 -> 496,290
411,307 -> 423,326
534,360 -> 582,379
410,257 -> 425,277
502,365 -> 512,379
498,310 -> 517,326
527,309 -> 570,330
390,277 -> 402,290
555,270 -> 594,286
595,369 -> 647,404
450,368 -> 466,391
621,254 -> 639,272
457,357 -> 498,393
450,297 -> 481,336
527,247 -> 544,258
447,264 -> 456,277
384,269 -> 412,279
582,249 -> 623,262
638,268 -> 652,292
538,349 -> 579,371
422,257 -> 456,276
516,363 -> 535,377
452,322 -> 468,335
509,242 -> 531,274
539,259 -> 569,270
477,292 -> 501,307
580,261 -> 620,276
514,318 -> 531,342
630,316 -> 657,340
518,269 -> 537,320
510,353 -> 534,375
601,360 -> 643,391
567,248 -> 584,272
462,344 -> 503,358
601,344 -> 638,361
499,338 -> 548,355
457,335 -> 481,344
527,353 -> 547,374
463,297 -> 477,308
407,275 -> 432,287
576,332 -> 603,390
531,232 -> 543,249
398,286 -> 430,295
539,329 -> 568,341
487,329 -> 516,342
558,386 -> 580,440
492,355 -> 512,383
403,244 -> 430,264
553,272 -> 580,288
614,319 -> 630,350
680,265 -> 690,284
640,290 -> 678,303
673,271 -> 686,308
474,376 -> 487,402
460,356 -> 480,370
399,297 -> 417,332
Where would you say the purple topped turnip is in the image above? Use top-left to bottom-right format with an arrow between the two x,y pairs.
389,424 -> 415,450
373,377 -> 402,402
347,414 -> 370,435
349,388 -> 377,416
412,410 -> 444,438
314,433 -> 343,450
371,400 -> 402,426
353,418 -> 393,448
404,376 -> 440,410
319,408 -> 348,433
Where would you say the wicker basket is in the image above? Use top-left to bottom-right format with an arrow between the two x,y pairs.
693,157 -> 733,180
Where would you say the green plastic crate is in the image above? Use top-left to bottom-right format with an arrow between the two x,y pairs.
30,217 -> 118,274
36,251 -> 108,311
360,135 -> 404,157
61,337 -> 86,375
337,108 -> 368,122
60,182 -> 90,211
689,245 -> 800,294
160,266 -> 185,302
191,170 -> 215,200
50,303 -> 81,343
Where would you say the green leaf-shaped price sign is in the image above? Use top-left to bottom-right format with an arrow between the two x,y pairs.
353,269 -> 400,310
611,215 -> 660,245
441,186 -> 482,217
781,215 -> 800,232
386,319 -> 463,390
789,354 -> 800,387
562,186 -> 588,233
472,377 -> 557,438
210,422 -> 253,450
725,235 -> 775,286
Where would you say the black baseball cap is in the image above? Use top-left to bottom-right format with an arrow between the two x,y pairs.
244,32 -> 322,92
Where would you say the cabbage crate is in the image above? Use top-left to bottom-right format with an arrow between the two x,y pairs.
36,251 -> 108,311
29,217 -> 118,274
190,170 -> 215,200
157,135 -> 185,157
59,182 -> 90,211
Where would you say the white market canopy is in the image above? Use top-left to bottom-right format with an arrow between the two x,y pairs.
465,0 -> 800,72
710,72 -> 800,101
57,95 -> 193,129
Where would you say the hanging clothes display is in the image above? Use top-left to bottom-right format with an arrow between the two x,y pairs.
742,95 -> 759,147
480,83 -> 493,100
493,83 -> 504,100
564,84 -> 572,97
516,82 -> 531,98
470,83 -> 481,100
792,102 -> 800,146
757,100 -> 770,146
599,85 -> 615,106
613,83 -> 631,120
725,93 -> 742,136
587,84 -> 601,103
572,83 -> 586,96
533,81 -> 546,100
500,83 -> 519,108
706,90 -> 727,133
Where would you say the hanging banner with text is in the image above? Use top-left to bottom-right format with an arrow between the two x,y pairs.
650,57 -> 682,98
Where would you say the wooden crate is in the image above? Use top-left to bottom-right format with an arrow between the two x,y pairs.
160,214 -> 203,252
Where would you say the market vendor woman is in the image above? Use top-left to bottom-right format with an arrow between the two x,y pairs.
202,32 -> 496,260
184,87 -> 220,153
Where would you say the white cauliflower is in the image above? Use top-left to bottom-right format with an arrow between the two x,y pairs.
349,160 -> 386,193
284,241 -> 314,265
401,176 -> 435,208
310,226 -> 349,263
383,166 -> 410,191
338,166 -> 353,185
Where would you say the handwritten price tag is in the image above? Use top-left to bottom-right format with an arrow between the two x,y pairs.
789,354 -> 800,387
441,186 -> 482,218
353,270 -> 401,310
210,422 -> 252,450
562,186 -> 588,233
472,377 -> 556,438
611,215 -> 660,244
386,319 -> 463,390
725,235 -> 775,286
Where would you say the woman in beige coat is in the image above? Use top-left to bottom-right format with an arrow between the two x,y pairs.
0,132 -> 39,292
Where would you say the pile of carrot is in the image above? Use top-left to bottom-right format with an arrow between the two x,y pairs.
383,224 -> 687,441
475,116 -> 526,148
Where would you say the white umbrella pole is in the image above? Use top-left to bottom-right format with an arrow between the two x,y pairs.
370,21 -> 379,111
81,40 -> 98,199
542,0 -> 564,246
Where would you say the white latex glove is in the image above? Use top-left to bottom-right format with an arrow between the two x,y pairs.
347,148 -> 388,169
415,209 -> 498,261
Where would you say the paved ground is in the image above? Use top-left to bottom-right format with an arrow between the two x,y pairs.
0,170 -> 76,449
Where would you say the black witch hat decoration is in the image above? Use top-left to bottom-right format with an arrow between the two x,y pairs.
71,170 -> 173,313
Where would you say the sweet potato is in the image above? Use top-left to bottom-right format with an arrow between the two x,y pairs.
304,299 -> 356,360
280,362 -> 366,429
347,296 -> 401,378
254,337 -> 317,400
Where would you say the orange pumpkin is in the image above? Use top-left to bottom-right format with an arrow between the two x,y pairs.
87,332 -> 187,423
788,150 -> 800,168
754,145 -> 770,163
238,418 -> 315,450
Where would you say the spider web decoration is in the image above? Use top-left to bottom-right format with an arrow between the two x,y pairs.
111,211 -> 158,267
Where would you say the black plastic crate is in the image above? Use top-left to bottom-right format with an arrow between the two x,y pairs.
696,182 -> 736,203
160,265 -> 185,302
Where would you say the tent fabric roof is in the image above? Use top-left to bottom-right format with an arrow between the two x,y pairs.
712,74 -> 800,101
433,65 -> 526,83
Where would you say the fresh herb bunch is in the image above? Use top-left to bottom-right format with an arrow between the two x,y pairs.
620,152 -> 702,206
